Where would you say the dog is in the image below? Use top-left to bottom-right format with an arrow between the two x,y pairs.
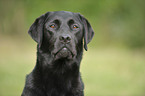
21,11 -> 94,96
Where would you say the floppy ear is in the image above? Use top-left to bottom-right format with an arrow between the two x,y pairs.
78,14 -> 94,51
28,12 -> 50,48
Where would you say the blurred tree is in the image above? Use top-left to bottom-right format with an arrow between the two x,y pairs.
0,0 -> 26,36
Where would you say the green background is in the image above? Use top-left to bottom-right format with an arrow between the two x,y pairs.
0,0 -> 145,96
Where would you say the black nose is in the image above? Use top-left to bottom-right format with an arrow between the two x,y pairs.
59,34 -> 71,43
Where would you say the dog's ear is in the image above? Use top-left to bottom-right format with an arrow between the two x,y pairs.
78,14 -> 94,51
28,12 -> 50,48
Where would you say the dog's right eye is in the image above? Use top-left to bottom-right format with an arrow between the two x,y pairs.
49,24 -> 55,28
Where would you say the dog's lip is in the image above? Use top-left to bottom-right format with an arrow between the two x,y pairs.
54,46 -> 74,57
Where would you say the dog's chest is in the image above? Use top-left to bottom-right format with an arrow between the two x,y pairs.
45,80 -> 73,96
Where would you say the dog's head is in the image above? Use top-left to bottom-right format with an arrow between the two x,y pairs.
28,11 -> 94,60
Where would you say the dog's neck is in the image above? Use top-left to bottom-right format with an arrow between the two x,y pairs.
35,45 -> 83,76
30,44 -> 84,92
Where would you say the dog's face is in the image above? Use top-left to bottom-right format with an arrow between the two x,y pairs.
28,11 -> 94,60
44,12 -> 83,60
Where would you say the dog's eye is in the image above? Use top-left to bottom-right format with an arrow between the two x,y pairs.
73,25 -> 78,29
50,24 -> 55,28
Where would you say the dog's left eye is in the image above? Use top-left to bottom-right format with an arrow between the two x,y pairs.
72,25 -> 79,29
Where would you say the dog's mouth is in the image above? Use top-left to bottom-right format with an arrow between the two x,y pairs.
54,47 -> 74,59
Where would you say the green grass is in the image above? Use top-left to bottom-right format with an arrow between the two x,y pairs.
0,37 -> 145,96
82,48 -> 145,96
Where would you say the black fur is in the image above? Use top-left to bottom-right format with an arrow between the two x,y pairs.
22,11 -> 94,96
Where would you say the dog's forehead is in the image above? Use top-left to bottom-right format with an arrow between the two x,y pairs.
49,11 -> 77,20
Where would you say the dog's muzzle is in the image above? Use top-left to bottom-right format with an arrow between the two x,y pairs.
54,47 -> 74,60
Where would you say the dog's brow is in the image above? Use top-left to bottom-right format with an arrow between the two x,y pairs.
53,19 -> 60,24
68,19 -> 74,25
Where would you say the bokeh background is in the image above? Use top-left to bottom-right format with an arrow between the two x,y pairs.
0,0 -> 145,96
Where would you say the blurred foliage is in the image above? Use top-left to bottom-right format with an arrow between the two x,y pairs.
0,0 -> 145,48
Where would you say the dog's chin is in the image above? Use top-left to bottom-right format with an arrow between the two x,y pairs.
54,47 -> 74,60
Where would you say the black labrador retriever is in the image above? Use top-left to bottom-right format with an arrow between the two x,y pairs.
22,11 -> 94,96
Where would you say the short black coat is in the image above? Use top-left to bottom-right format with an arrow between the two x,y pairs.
22,11 -> 94,96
